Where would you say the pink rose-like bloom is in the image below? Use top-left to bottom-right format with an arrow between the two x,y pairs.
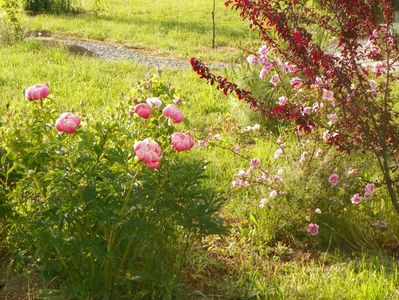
270,74 -> 281,86
259,68 -> 268,79
25,84 -> 49,101
278,96 -> 288,106
247,54 -> 259,65
134,103 -> 152,119
171,132 -> 195,152
250,157 -> 261,168
162,104 -> 184,124
322,89 -> 334,100
307,223 -> 319,236
146,97 -> 163,108
290,77 -> 302,89
351,193 -> 362,205
55,112 -> 81,134
134,138 -> 162,169
328,174 -> 340,186
364,183 -> 375,198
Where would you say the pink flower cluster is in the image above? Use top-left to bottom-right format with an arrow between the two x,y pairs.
55,112 -> 81,134
25,84 -> 50,101
133,99 -> 185,124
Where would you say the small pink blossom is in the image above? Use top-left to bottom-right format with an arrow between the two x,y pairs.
307,223 -> 319,236
290,77 -> 302,89
299,151 -> 307,163
274,148 -> 283,159
278,96 -> 288,106
162,104 -> 184,123
250,157 -> 261,168
322,89 -> 334,100
198,140 -> 207,149
351,193 -> 362,204
171,132 -> 195,152
55,112 -> 81,134
369,80 -> 377,91
258,45 -> 269,55
347,169 -> 358,177
25,84 -> 49,101
259,198 -> 268,208
315,148 -> 323,157
303,107 -> 313,115
269,190 -> 278,199
375,220 -> 388,228
134,138 -> 162,169
146,97 -> 162,108
134,103 -> 152,119
214,134 -> 221,141
328,174 -> 340,186
270,74 -> 281,86
247,54 -> 259,65
322,130 -> 331,142
327,113 -> 338,125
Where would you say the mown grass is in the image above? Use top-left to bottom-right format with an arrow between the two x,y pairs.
1,40 -> 399,298
23,0 -> 258,62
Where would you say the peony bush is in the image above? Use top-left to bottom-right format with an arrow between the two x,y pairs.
0,73 -> 225,298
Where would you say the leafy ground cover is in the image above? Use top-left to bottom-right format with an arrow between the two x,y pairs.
0,38 -> 398,299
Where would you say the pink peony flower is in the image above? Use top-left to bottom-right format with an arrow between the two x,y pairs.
307,223 -> 319,236
162,104 -> 184,124
171,132 -> 195,152
25,84 -> 49,101
134,138 -> 162,169
146,97 -> 163,108
290,77 -> 302,89
278,96 -> 288,106
270,74 -> 281,86
328,174 -> 340,186
55,112 -> 81,134
250,157 -> 261,168
247,54 -> 259,65
351,193 -> 362,204
134,103 -> 152,119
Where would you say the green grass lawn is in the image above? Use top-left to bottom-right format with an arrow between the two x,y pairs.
24,0 -> 258,62
1,39 -> 399,299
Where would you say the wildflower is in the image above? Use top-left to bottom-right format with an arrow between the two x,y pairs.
307,223 -> 319,236
351,193 -> 362,204
328,174 -> 340,186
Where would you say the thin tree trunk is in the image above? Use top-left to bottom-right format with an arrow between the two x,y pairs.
212,0 -> 216,48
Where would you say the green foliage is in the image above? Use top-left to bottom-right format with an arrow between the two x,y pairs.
24,0 -> 78,14
0,75 -> 225,298
0,0 -> 23,43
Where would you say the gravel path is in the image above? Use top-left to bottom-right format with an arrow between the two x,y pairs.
30,34 -> 228,70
